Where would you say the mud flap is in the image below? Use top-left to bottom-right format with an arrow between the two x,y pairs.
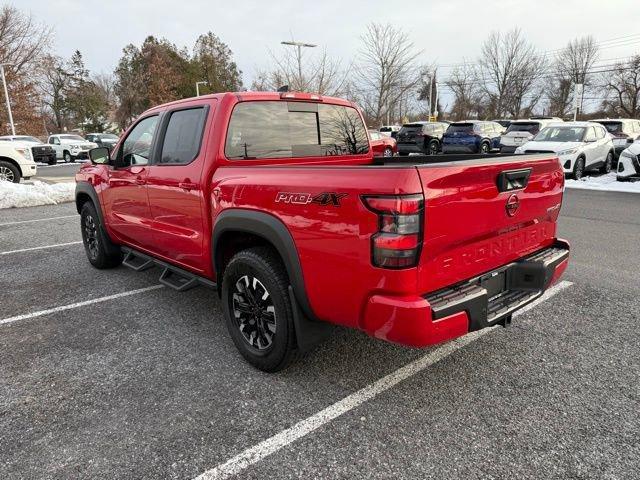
288,286 -> 332,353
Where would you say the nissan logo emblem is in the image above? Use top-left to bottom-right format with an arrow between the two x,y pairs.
506,194 -> 520,217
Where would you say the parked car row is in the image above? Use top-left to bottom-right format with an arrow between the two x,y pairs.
0,131 -> 120,182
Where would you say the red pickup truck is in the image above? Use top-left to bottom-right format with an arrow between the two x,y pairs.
76,91 -> 569,372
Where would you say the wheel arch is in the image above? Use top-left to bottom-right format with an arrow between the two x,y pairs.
74,182 -> 113,244
213,209 -> 316,321
0,156 -> 23,176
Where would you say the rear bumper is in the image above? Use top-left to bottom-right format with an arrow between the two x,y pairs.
362,240 -> 570,347
442,144 -> 478,154
500,145 -> 518,154
397,143 -> 425,154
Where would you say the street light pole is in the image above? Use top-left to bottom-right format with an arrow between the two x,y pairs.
1,63 -> 15,135
280,40 -> 317,90
196,81 -> 208,97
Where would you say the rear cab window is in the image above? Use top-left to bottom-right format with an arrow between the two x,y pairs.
225,101 -> 369,160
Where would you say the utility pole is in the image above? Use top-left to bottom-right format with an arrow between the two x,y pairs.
434,83 -> 440,120
281,40 -> 317,90
196,81 -> 208,97
573,83 -> 583,121
1,63 -> 15,135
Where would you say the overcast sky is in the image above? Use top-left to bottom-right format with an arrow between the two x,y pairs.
17,0 -> 640,107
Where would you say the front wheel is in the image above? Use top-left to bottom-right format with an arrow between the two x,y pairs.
0,160 -> 20,183
479,142 -> 490,154
383,147 -> 393,157
600,151 -> 613,174
428,140 -> 439,155
221,247 -> 298,372
80,202 -> 122,269
48,156 -> 57,165
64,151 -> 74,163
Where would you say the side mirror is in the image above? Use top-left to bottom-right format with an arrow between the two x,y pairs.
89,147 -> 110,165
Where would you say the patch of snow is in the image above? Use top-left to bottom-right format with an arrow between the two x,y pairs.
0,181 -> 75,209
565,173 -> 640,194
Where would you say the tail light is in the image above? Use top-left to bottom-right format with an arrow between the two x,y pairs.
362,194 -> 424,268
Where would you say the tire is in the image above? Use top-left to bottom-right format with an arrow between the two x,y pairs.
0,160 -> 20,183
479,142 -> 490,154
600,151 -> 613,174
383,147 -> 393,157
80,202 -> 122,269
64,151 -> 74,163
428,140 -> 439,155
48,156 -> 57,166
221,247 -> 298,372
572,156 -> 585,180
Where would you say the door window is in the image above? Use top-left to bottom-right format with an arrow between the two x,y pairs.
595,126 -> 606,139
121,115 -> 159,167
158,108 -> 207,165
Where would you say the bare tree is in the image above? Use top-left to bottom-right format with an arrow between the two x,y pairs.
0,6 -> 52,73
353,23 -> 421,125
601,56 -> 640,117
252,46 -> 348,96
445,63 -> 483,120
548,36 -> 599,117
477,29 -> 545,118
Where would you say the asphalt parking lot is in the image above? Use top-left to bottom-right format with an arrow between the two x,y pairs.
1,189 -> 639,479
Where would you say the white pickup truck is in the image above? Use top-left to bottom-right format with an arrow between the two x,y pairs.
47,134 -> 98,163
0,141 -> 37,182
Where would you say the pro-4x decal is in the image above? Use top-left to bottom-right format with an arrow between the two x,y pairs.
275,192 -> 347,207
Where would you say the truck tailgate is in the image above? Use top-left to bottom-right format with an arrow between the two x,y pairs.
415,154 -> 564,294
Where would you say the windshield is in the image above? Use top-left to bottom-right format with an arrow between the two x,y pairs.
534,127 -> 586,142
59,135 -> 85,141
598,122 -> 623,133
15,136 -> 41,143
506,122 -> 540,134
446,123 -> 474,134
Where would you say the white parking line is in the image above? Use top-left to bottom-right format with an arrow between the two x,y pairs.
0,241 -> 83,255
194,280 -> 574,480
0,215 -> 77,226
0,284 -> 164,326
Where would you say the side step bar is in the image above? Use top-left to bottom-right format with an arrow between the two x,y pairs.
121,247 -> 216,292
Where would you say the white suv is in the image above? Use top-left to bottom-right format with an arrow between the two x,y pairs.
47,134 -> 98,163
0,141 -> 37,183
616,142 -> 640,181
500,118 -> 562,154
515,122 -> 615,180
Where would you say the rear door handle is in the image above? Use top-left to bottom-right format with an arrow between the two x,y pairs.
179,182 -> 198,191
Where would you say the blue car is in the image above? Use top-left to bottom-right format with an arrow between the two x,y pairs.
442,121 -> 505,154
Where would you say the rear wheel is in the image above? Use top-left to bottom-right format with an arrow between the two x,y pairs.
600,151 -> 613,174
383,147 -> 393,157
222,247 -> 298,372
480,142 -> 490,154
428,140 -> 439,155
0,161 -> 20,183
572,156 -> 585,180
80,202 -> 122,269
